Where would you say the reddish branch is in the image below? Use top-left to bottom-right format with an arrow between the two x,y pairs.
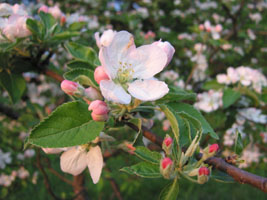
127,123 -> 267,193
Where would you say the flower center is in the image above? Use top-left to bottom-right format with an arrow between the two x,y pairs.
115,61 -> 134,85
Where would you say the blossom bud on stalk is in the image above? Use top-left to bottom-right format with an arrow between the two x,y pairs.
88,100 -> 109,121
160,157 -> 173,179
83,87 -> 103,104
162,135 -> 173,155
60,80 -> 79,95
198,167 -> 210,184
202,143 -> 219,160
94,66 -> 110,84
153,40 -> 175,66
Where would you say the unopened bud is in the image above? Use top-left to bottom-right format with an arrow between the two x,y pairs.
160,157 -> 173,179
60,80 -> 79,95
60,15 -> 66,25
84,87 -> 103,102
198,167 -> 210,184
38,5 -> 49,13
209,144 -> 219,153
153,40 -> 175,66
162,135 -> 173,155
215,24 -> 222,32
89,100 -> 109,121
94,66 -> 109,84
199,24 -> 204,31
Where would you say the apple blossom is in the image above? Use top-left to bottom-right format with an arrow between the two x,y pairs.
99,31 -> 169,104
0,3 -> 13,16
60,145 -> 103,184
94,66 -> 110,84
2,14 -> 31,41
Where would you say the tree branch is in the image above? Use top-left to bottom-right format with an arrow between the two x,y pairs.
127,123 -> 267,193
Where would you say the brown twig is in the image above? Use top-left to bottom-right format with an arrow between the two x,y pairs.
72,174 -> 89,200
45,69 -> 64,82
105,168 -> 123,200
36,150 -> 62,200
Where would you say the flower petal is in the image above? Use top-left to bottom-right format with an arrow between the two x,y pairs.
128,44 -> 167,79
100,31 -> 135,79
87,146 -> 103,184
100,80 -> 131,104
60,147 -> 87,176
128,79 -> 169,101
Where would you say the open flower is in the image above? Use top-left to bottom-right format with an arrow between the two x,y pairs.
99,31 -> 169,104
60,145 -> 103,184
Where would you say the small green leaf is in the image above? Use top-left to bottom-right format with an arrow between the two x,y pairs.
120,162 -> 161,178
156,86 -> 196,104
28,101 -> 104,148
134,146 -> 162,164
159,104 -> 180,145
0,71 -> 26,103
234,130 -> 243,154
69,22 -> 87,31
67,60 -> 95,70
65,42 -> 98,65
203,80 -> 224,90
39,11 -> 57,34
159,178 -> 179,200
223,88 -> 241,108
63,68 -> 98,88
26,18 -> 42,38
165,103 -> 218,139
177,111 -> 202,132
52,31 -> 80,41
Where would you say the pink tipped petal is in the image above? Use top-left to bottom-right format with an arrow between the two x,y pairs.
60,147 -> 87,176
100,80 -> 131,104
129,44 -> 167,79
94,32 -> 101,48
128,79 -> 169,101
87,146 -> 103,184
42,148 -> 65,154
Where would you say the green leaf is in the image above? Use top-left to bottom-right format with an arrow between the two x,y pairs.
159,104 -> 180,144
0,71 -> 26,103
120,162 -> 161,178
39,11 -> 57,34
28,101 -> 104,148
69,22 -> 87,31
223,88 -> 241,108
26,18 -> 42,39
63,68 -> 98,88
177,111 -> 202,132
165,102 -> 218,139
65,42 -> 98,65
52,31 -> 80,41
67,60 -> 95,70
234,130 -> 243,154
203,80 -> 224,90
156,86 -> 196,104
212,171 -> 235,183
134,146 -> 162,164
159,178 -> 179,200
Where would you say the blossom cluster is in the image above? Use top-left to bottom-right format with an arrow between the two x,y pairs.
217,66 -> 267,93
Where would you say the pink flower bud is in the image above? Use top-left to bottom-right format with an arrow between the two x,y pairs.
209,144 -> 219,153
199,24 -> 204,31
38,5 -> 49,13
215,24 -> 222,32
60,80 -> 79,95
161,157 -> 173,169
60,15 -> 66,25
84,87 -> 103,101
48,6 -> 62,19
94,66 -> 109,84
163,137 -> 173,147
198,167 -> 210,176
153,40 -> 175,66
91,113 -> 109,121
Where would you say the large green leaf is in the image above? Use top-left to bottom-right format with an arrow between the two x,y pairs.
63,68 -> 98,88
0,71 -> 26,103
26,18 -> 43,39
120,162 -> 161,178
223,88 -> 241,108
165,102 -> 218,139
51,31 -> 80,41
203,80 -> 224,90
65,42 -> 98,65
67,60 -> 95,70
134,146 -> 162,164
39,11 -> 58,35
28,101 -> 104,148
159,178 -> 179,200
156,86 -> 196,104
